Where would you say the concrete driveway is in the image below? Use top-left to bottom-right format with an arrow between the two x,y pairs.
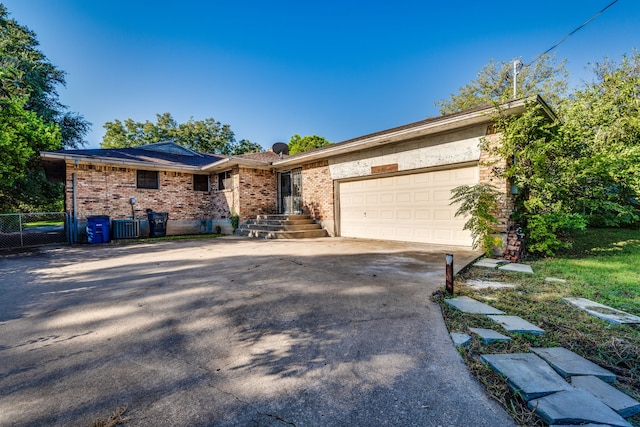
0,237 -> 515,426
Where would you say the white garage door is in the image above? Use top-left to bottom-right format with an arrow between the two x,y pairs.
339,166 -> 478,246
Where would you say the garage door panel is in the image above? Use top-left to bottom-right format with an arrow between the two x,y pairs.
380,210 -> 395,220
380,193 -> 394,203
456,168 -> 476,180
395,175 -> 411,186
414,191 -> 430,202
434,190 -> 452,202
397,209 -> 412,220
415,209 -> 430,220
414,173 -> 432,184
434,209 -> 452,221
396,192 -> 411,203
339,166 -> 478,246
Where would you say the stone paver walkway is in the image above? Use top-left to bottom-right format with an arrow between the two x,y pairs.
529,389 -> 631,427
571,375 -> 640,418
446,294 -> 640,425
471,258 -> 533,274
464,279 -> 517,290
480,353 -> 574,400
469,328 -> 511,343
444,296 -> 505,314
487,315 -> 545,335
563,297 -> 640,325
531,347 -> 616,382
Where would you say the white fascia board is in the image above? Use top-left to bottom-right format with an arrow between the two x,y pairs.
40,152 -> 202,172
200,157 -> 272,172
273,99 -> 530,168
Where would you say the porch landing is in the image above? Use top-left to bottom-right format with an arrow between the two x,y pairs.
236,214 -> 329,239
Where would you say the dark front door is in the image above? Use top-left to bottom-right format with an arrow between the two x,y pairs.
278,169 -> 302,214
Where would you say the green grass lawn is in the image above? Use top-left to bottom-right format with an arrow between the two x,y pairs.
535,228 -> 640,313
24,220 -> 64,227
436,227 -> 640,426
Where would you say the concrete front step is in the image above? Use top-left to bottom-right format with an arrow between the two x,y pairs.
245,219 -> 317,226
238,214 -> 329,239
242,223 -> 322,232
255,214 -> 310,221
239,229 -> 329,239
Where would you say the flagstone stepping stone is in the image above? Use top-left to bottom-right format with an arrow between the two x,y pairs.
571,375 -> 640,418
551,425 -> 611,427
563,297 -> 640,325
480,353 -> 573,401
528,389 -> 632,427
469,327 -> 512,343
473,258 -> 505,269
465,279 -> 517,290
498,263 -> 534,274
487,315 -> 545,335
450,332 -> 471,347
530,347 -> 616,383
444,296 -> 505,315
545,277 -> 567,283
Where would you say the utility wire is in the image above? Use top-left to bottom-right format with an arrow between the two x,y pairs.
525,0 -> 619,67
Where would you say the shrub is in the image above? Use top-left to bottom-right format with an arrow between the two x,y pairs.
451,183 -> 503,256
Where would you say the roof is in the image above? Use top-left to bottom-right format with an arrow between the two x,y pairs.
272,96 -> 552,168
40,141 -> 225,182
42,142 -> 223,168
41,97 -> 554,181
235,150 -> 284,163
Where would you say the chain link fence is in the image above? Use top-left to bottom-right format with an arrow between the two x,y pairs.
0,212 -> 69,250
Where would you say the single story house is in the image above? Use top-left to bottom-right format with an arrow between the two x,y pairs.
41,97 -> 553,246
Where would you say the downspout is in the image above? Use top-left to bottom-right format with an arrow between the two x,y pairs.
72,172 -> 77,243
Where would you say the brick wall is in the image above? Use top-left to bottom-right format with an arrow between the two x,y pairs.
237,167 -> 277,220
66,162 -> 216,220
301,160 -> 334,221
479,134 -> 515,232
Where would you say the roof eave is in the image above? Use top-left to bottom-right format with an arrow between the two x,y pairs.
201,157 -> 273,172
272,98 -> 531,168
39,151 -> 203,172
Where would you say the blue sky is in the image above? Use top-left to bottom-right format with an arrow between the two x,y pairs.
2,0 -> 638,149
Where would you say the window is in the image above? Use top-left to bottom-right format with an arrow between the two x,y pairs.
218,170 -> 232,190
193,174 -> 209,191
137,170 -> 159,189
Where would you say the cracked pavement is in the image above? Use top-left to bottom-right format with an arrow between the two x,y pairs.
0,237 -> 515,426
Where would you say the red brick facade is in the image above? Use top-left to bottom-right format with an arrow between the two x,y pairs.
301,160 -> 334,221
63,132 -> 515,239
237,167 -> 277,220
66,161 -> 280,224
66,162 -> 214,220
479,133 -> 515,232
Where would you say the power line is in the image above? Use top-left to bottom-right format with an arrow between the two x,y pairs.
525,0 -> 619,67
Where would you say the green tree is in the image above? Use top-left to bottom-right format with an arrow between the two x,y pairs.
496,103 -> 588,254
288,134 -> 331,155
232,139 -> 262,155
0,5 -> 89,212
436,55 -> 568,115
0,5 -> 89,149
494,53 -> 640,254
448,52 -> 640,255
557,52 -> 640,226
0,95 -> 62,211
102,113 -> 260,155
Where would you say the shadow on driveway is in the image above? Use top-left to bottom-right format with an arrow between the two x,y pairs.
0,237 -> 514,426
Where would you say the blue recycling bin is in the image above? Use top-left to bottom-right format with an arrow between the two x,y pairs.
86,215 -> 111,244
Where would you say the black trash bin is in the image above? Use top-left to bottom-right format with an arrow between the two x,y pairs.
147,211 -> 168,238
86,215 -> 111,244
